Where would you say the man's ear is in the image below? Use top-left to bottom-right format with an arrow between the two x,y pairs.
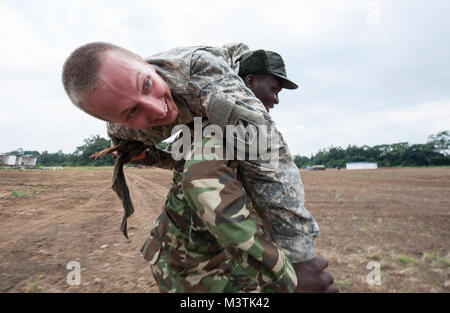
244,74 -> 255,89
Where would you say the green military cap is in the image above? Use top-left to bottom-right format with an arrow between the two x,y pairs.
238,49 -> 298,89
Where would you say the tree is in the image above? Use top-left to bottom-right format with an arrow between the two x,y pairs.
427,130 -> 449,156
292,130 -> 449,168
73,135 -> 114,166
294,155 -> 310,168
8,148 -> 24,155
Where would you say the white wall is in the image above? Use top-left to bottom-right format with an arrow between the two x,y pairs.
346,162 -> 378,170
22,156 -> 37,166
1,155 -> 17,166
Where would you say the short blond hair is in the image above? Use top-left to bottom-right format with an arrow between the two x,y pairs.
62,42 -> 139,114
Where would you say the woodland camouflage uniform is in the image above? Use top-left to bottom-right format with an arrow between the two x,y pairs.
108,43 -> 319,292
141,135 -> 297,292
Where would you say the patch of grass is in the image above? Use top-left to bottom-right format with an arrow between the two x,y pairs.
380,259 -> 394,270
394,254 -> 419,266
359,226 -> 368,232
436,256 -> 450,267
423,252 -> 450,267
381,271 -> 389,283
26,274 -> 43,293
10,189 -> 36,198
369,251 -> 383,260
335,279 -> 351,286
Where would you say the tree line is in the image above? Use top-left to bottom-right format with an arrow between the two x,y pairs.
293,130 -> 449,168
7,130 -> 449,168
8,135 -> 114,167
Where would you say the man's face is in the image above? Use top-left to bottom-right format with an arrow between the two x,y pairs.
246,74 -> 283,112
84,50 -> 179,129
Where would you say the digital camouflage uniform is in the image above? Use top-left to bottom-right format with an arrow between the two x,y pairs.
107,43 -> 319,292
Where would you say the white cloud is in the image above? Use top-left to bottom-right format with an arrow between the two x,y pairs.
0,0 -> 449,157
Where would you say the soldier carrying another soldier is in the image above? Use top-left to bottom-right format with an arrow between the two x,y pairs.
62,42 -> 338,293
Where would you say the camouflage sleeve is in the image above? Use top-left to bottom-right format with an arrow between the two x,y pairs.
181,136 -> 297,293
191,53 -> 320,263
221,42 -> 251,68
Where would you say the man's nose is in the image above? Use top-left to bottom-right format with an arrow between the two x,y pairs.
142,97 -> 166,118
274,95 -> 279,105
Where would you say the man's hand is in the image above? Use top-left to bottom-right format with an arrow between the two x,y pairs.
110,140 -> 146,162
293,257 -> 339,293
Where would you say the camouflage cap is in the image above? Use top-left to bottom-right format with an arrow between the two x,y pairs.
238,49 -> 298,90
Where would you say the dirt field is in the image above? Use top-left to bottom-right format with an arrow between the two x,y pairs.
0,167 -> 449,293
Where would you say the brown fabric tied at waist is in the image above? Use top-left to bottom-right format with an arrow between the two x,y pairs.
111,141 -> 148,239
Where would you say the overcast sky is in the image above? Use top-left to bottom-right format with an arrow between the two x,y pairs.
1,0 -> 449,156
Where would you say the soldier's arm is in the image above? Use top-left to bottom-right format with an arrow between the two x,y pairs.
181,136 -> 297,293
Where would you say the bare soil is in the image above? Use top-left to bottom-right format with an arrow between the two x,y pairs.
0,167 -> 449,293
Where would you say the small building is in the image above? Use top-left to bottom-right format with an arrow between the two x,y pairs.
22,156 -> 37,167
0,154 -> 17,166
346,162 -> 378,170
0,154 -> 37,168
15,155 -> 23,166
311,165 -> 326,171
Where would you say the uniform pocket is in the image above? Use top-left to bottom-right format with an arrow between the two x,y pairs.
141,236 -> 162,265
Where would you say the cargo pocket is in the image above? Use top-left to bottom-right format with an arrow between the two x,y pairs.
141,211 -> 169,264
141,236 -> 162,265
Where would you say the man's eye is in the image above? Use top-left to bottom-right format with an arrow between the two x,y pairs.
144,78 -> 150,89
127,107 -> 137,120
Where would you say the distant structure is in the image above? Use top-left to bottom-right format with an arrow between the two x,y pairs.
311,165 -> 326,171
0,154 -> 17,166
15,155 -> 23,166
22,156 -> 38,167
0,154 -> 37,168
346,162 -> 378,170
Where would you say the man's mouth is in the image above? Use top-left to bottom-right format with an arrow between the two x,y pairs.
155,97 -> 169,121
